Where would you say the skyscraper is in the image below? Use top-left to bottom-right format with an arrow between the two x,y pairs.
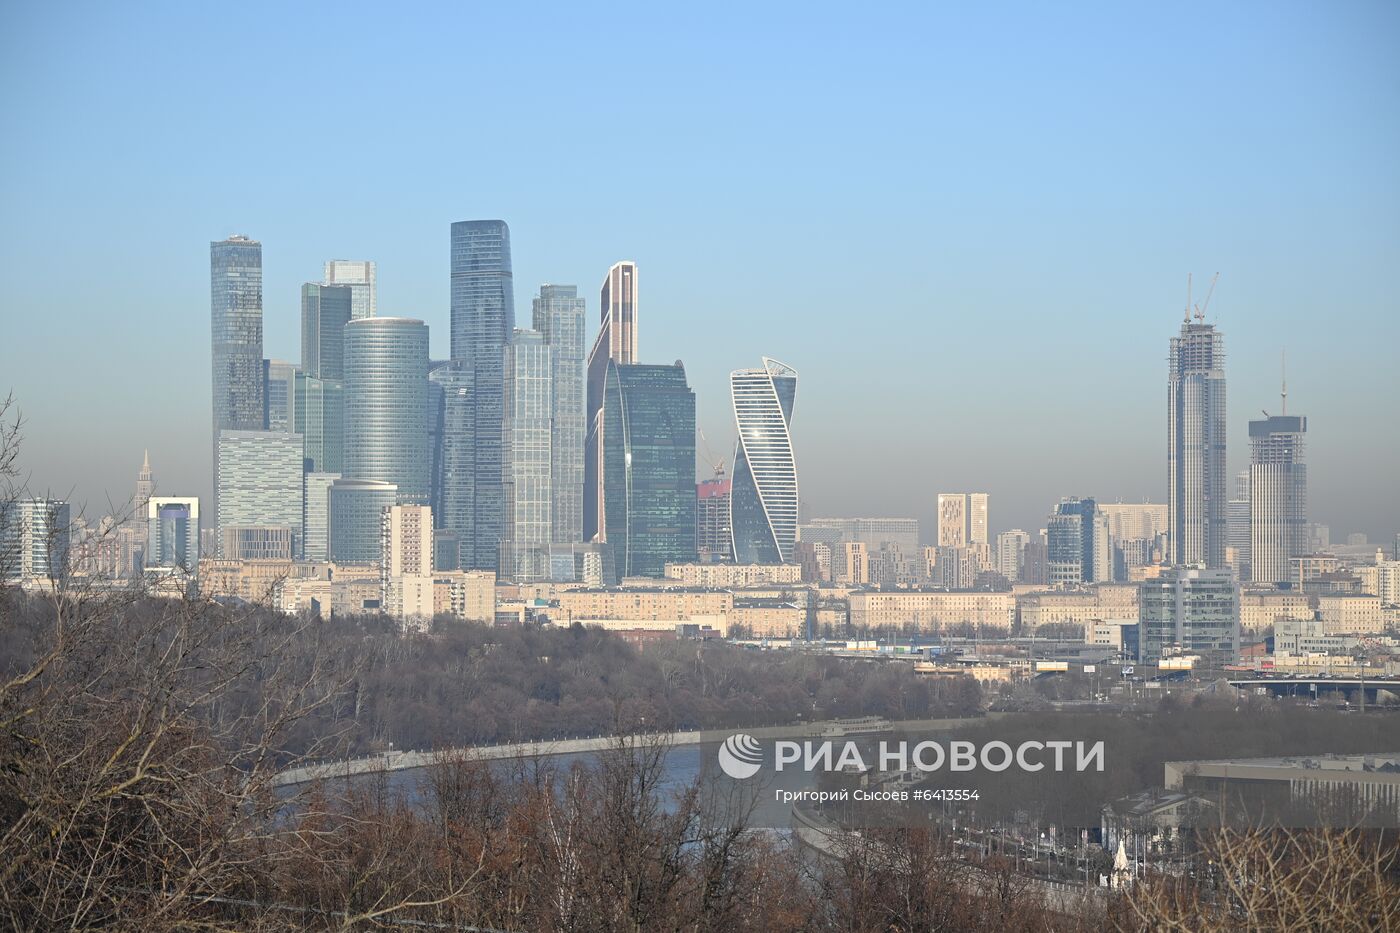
428,361 -> 473,569
327,478 -> 397,563
263,359 -> 297,431
697,477 -> 733,562
1047,497 -> 1111,585
532,285 -> 586,545
449,220 -> 513,570
300,283 -> 353,380
302,471 -> 340,561
323,259 -> 377,320
601,361 -> 696,577
146,497 -> 199,571
997,529 -> 1030,581
211,235 -> 264,519
1227,470 -> 1251,580
294,372 -> 344,474
215,431 -> 303,550
729,358 -> 799,564
343,317 -> 430,504
500,329 -> 552,582
584,261 -> 638,542
937,494 -> 990,547
1168,316 -> 1227,568
1249,413 -> 1307,585
133,452 -> 154,559
0,498 -> 70,582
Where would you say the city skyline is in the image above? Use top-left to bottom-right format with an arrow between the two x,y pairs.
3,2 -> 1397,539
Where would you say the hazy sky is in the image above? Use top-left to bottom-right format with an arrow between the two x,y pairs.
2,1 -> 1397,541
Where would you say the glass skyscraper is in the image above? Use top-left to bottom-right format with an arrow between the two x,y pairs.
584,261 -> 638,543
146,497 -> 199,571
343,317 -> 430,504
1047,497 -> 1111,585
1249,413 -> 1307,584
729,358 -> 799,564
302,471 -> 340,561
1168,319 -> 1227,569
262,359 -> 297,431
327,478 -> 397,563
211,235 -> 264,519
215,431 -> 303,551
323,259 -> 377,320
301,283 -> 353,380
294,372 -> 344,474
449,220 -> 513,570
501,329 -> 552,582
601,361 -> 697,577
532,284 -> 586,545
429,360 -> 474,569
1139,566 -> 1239,664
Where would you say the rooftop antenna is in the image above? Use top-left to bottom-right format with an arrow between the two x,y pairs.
1281,348 -> 1288,416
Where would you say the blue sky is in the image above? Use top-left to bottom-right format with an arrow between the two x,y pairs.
2,0 -> 1397,540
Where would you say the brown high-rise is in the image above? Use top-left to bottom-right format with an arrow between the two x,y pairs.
583,261 -> 638,542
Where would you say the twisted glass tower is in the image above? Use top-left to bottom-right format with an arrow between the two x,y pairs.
729,358 -> 799,564
343,317 -> 430,504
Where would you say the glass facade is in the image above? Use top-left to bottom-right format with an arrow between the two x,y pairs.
211,236 -> 264,521
1139,567 -> 1239,664
301,283 -> 353,379
302,471 -> 340,561
532,285 -> 586,545
584,261 -> 639,543
601,361 -> 697,577
146,497 -> 199,570
729,358 -> 799,564
449,220 -> 513,571
1249,415 -> 1308,584
501,329 -> 552,581
0,498 -> 71,582
429,360 -> 474,569
1047,497 -> 1111,585
262,359 -> 297,431
327,478 -> 397,563
215,430 -> 303,552
1168,321 -> 1227,568
294,373 -> 344,474
323,259 -> 377,320
343,317 -> 430,504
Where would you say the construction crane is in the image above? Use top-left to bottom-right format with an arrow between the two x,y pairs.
1193,272 -> 1219,322
697,428 -> 727,480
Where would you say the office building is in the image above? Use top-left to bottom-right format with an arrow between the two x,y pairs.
146,497 -> 199,571
263,359 -> 297,431
1047,497 -> 1111,585
1249,413 -> 1308,585
532,284 -> 586,545
1138,567 -> 1239,664
997,529 -> 1031,581
500,329 -> 552,582
294,372 -> 343,473
327,478 -> 397,563
428,360 -> 473,568
343,317 -> 430,504
211,235 -> 264,518
302,471 -> 340,560
1,498 -> 71,582
215,431 -> 303,551
301,283 -> 353,380
601,361 -> 697,577
323,259 -> 377,320
1226,471 -> 1251,580
220,525 -> 293,561
449,220 -> 513,570
1168,316 -> 1227,568
584,261 -> 638,542
729,358 -> 799,564
697,477 -> 733,562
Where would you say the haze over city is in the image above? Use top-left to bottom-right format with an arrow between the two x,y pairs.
2,0 -> 1397,539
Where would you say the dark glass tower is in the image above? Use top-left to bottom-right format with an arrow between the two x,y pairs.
601,361 -> 697,577
429,360 -> 475,569
450,220 -> 513,570
210,235 -> 264,518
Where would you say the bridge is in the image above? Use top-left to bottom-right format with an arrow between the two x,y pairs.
272,715 -> 993,788
1229,677 -> 1400,704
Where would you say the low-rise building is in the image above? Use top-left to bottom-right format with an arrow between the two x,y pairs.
848,590 -> 1014,632
1239,590 -> 1315,633
1318,593 -> 1384,635
663,562 -> 802,587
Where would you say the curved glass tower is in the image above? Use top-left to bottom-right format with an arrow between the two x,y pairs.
729,358 -> 799,564
343,317 -> 430,504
